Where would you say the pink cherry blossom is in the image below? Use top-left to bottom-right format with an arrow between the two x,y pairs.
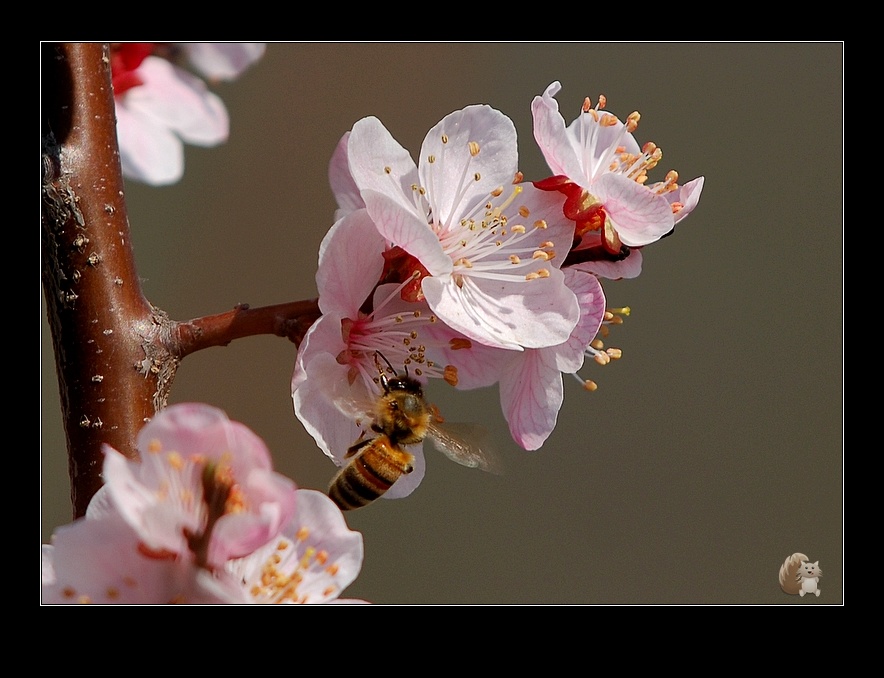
111,43 -> 264,186
293,209 -> 466,500
344,106 -> 579,351
42,488 -> 365,604
532,81 -> 705,253
99,402 -> 297,569
43,404 -> 366,604
226,490 -> 365,603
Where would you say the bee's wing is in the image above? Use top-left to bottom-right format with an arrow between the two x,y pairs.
426,420 -> 502,475
331,389 -> 377,430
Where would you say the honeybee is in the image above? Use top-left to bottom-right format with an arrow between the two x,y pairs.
328,353 -> 498,511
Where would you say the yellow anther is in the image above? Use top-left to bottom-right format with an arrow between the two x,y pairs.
511,224 -> 526,234
606,348 -> 622,360
449,338 -> 472,350
148,438 -> 162,453
491,186 -> 503,197
469,141 -> 480,156
384,166 -> 392,174
167,451 -> 185,470
597,94 -> 606,109
583,379 -> 598,391
443,365 -> 459,386
533,219 -> 548,229
582,96 -> 592,113
532,250 -> 550,260
591,339 -> 605,350
513,171 -> 523,184
296,527 -> 309,541
474,172 -> 481,182
441,134 -> 448,144
427,155 -> 436,164
509,255 -> 521,264
518,206 -> 530,218
600,113 -> 618,127
594,352 -> 611,366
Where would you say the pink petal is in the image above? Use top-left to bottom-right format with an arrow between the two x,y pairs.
556,270 -> 606,374
328,132 -> 365,221
422,268 -> 578,350
499,349 -> 564,451
347,116 -> 422,219
418,105 -> 518,226
316,210 -> 386,316
181,43 -> 266,81
532,81 -> 586,181
115,102 -> 185,185
128,56 -> 229,146
362,189 -> 452,275
593,174 -> 675,247
671,176 -> 705,224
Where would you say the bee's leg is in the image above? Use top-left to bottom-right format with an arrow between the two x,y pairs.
345,433 -> 372,458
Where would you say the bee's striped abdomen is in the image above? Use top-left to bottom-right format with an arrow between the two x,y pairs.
328,437 -> 414,511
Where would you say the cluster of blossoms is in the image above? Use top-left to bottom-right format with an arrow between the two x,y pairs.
110,42 -> 265,185
42,404 -> 365,604
292,81 -> 704,500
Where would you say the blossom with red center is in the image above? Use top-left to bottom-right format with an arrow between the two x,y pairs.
344,105 -> 580,351
293,209 -> 470,499
110,43 -> 264,185
532,81 -> 704,261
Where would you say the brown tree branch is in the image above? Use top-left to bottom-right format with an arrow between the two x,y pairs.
42,43 -> 160,518
174,300 -> 321,358
42,43 -> 323,520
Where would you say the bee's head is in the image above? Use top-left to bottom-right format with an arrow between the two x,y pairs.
375,351 -> 423,397
380,371 -> 423,398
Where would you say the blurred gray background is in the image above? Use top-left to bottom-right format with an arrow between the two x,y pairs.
41,43 -> 843,604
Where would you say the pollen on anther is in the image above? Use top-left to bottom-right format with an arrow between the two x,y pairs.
510,255 -> 521,264
441,134 -> 449,144
427,155 -> 436,164
469,141 -> 480,156
533,219 -> 547,229
518,206 -> 530,218
147,438 -> 163,453
583,379 -> 598,391
491,186 -> 503,197
296,527 -> 309,542
325,563 -> 340,576
443,365 -> 459,386
384,166 -> 392,174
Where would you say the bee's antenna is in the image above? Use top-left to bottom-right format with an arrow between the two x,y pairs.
374,351 -> 396,391
374,351 -> 404,376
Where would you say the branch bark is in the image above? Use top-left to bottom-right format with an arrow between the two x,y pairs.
42,43 -> 321,520
42,43 -> 163,518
